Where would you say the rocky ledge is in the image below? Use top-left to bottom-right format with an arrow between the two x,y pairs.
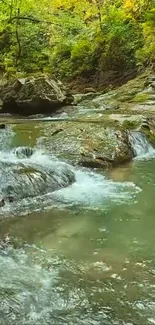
0,75 -> 74,115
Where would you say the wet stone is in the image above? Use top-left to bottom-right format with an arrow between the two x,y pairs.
0,124 -> 6,129
0,196 -> 5,207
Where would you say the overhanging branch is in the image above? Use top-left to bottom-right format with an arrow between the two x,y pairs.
8,16 -> 59,25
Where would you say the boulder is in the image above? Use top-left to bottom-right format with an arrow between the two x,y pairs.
43,121 -> 134,168
0,75 -> 74,115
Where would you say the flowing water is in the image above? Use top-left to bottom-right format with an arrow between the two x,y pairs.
0,119 -> 155,325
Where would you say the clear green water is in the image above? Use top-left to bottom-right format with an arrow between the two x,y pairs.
0,121 -> 155,325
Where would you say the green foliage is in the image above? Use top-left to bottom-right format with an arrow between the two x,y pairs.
136,7 -> 155,67
48,3 -> 143,79
71,37 -> 97,75
18,24 -> 49,72
0,0 -> 155,80
97,10 -> 142,73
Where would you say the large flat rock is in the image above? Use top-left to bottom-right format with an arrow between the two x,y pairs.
41,121 -> 134,168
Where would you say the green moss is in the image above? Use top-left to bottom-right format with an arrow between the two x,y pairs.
118,94 -> 135,102
133,93 -> 149,103
122,120 -> 140,130
143,129 -> 155,147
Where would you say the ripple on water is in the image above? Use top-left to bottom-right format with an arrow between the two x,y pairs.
0,245 -> 112,325
1,244 -> 155,325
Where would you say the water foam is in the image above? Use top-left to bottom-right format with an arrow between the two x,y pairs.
0,146 -> 141,216
0,147 -> 75,212
52,168 -> 140,207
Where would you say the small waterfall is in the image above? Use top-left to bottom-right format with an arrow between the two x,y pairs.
0,145 -> 141,215
52,168 -> 140,207
0,128 -> 141,214
0,147 -> 75,202
129,131 -> 155,158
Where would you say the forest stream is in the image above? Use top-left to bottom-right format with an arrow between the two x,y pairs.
1,0 -> 155,323
0,110 -> 155,325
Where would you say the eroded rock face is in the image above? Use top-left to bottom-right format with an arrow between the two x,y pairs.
0,76 -> 74,115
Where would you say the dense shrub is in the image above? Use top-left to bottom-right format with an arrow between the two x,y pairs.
0,0 -> 155,81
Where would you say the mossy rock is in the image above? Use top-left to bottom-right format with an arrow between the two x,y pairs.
44,121 -> 134,168
141,127 -> 155,147
122,120 -> 140,130
133,92 -> 150,103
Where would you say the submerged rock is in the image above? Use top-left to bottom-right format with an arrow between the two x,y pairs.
0,75 -> 74,115
13,146 -> 34,158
